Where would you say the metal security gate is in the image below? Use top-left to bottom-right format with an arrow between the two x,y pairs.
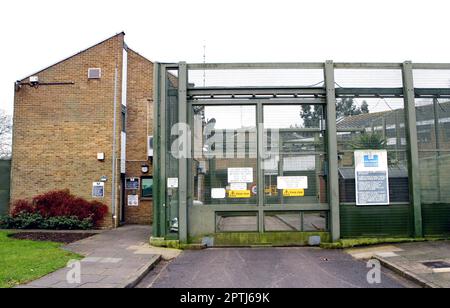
0,160 -> 11,215
154,61 -> 450,244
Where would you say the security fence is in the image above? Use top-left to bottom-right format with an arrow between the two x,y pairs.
153,61 -> 450,244
0,160 -> 11,215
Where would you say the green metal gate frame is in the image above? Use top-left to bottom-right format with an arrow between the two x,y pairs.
154,61 -> 450,243
0,160 -> 11,216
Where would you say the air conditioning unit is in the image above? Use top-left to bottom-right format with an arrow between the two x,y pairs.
148,136 -> 154,157
88,68 -> 102,79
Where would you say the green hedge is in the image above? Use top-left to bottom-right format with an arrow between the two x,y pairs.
0,213 -> 93,230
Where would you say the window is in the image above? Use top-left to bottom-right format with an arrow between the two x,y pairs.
141,177 -> 153,198
88,68 -> 102,79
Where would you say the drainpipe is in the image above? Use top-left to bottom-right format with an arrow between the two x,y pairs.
111,65 -> 119,228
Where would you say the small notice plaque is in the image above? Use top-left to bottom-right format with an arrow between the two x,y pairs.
92,182 -> 105,198
167,178 -> 179,189
128,195 -> 139,207
125,178 -> 140,190
228,190 -> 251,199
283,189 -> 305,197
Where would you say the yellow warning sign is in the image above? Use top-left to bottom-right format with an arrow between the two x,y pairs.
283,189 -> 305,197
228,190 -> 251,198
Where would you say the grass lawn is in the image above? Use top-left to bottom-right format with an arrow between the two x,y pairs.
0,231 -> 81,288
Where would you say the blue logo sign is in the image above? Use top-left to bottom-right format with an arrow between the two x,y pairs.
364,155 -> 379,168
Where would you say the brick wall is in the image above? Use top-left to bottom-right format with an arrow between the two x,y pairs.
11,34 -> 126,228
123,49 -> 154,225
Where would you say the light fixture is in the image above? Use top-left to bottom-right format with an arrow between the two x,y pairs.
141,164 -> 150,174
99,176 -> 108,182
97,153 -> 105,161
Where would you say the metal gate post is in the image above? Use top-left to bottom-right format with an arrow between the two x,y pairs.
152,62 -> 162,237
257,102 -> 265,233
158,64 -> 168,237
402,61 -> 423,238
178,62 -> 189,242
324,61 -> 341,242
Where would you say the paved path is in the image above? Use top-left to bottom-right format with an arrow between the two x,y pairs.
20,225 -> 160,288
374,241 -> 450,288
140,247 -> 412,288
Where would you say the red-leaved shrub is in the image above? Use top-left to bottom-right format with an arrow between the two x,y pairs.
11,199 -> 36,217
11,190 -> 108,227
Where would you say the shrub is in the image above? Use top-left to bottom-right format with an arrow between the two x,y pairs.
10,190 -> 108,228
11,200 -> 36,217
0,213 -> 93,230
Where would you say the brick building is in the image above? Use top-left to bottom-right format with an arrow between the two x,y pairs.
11,33 -> 154,228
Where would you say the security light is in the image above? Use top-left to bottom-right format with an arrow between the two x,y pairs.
141,164 -> 150,174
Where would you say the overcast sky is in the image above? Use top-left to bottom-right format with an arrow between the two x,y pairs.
1,0 -> 450,115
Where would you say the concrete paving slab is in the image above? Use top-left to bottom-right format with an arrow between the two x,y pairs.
19,225 -> 161,289
346,245 -> 404,260
374,241 -> 450,288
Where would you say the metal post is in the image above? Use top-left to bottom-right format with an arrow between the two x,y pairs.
257,102 -> 264,233
159,65 -> 168,237
324,61 -> 341,242
178,62 -> 189,242
402,61 -> 423,238
152,63 -> 161,237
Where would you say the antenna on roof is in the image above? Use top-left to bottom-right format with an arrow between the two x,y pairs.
203,43 -> 206,87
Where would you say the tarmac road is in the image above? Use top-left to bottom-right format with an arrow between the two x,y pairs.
136,247 -> 418,288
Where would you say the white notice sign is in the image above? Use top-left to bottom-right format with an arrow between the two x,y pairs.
277,176 -> 308,190
229,183 -> 248,191
128,195 -> 139,207
354,150 -> 390,206
228,168 -> 253,183
167,178 -> 179,189
211,188 -> 226,199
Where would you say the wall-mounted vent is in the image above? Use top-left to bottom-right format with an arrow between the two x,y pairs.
88,68 -> 102,79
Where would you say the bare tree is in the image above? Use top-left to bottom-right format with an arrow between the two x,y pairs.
0,110 -> 12,160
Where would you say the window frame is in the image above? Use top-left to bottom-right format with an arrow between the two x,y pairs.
141,176 -> 154,200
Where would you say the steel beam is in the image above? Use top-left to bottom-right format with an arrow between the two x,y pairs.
189,98 -> 325,105
402,61 -> 423,238
413,63 -> 450,70
178,62 -> 189,243
325,61 -> 341,242
187,63 -> 325,70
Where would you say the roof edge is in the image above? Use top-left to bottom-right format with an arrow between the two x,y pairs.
126,47 -> 154,64
18,32 -> 125,82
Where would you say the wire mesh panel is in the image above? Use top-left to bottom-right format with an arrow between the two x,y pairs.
335,69 -> 403,88
192,105 -> 258,206
416,98 -> 450,236
414,70 -> 450,88
336,98 -> 410,204
263,104 -> 327,206
188,69 -> 324,88
0,160 -> 11,215
416,98 -> 450,203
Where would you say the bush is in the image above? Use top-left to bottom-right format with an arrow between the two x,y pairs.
11,190 -> 108,227
0,213 -> 93,230
11,200 -> 35,217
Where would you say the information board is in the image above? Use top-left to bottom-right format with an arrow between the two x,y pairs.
355,150 -> 390,206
